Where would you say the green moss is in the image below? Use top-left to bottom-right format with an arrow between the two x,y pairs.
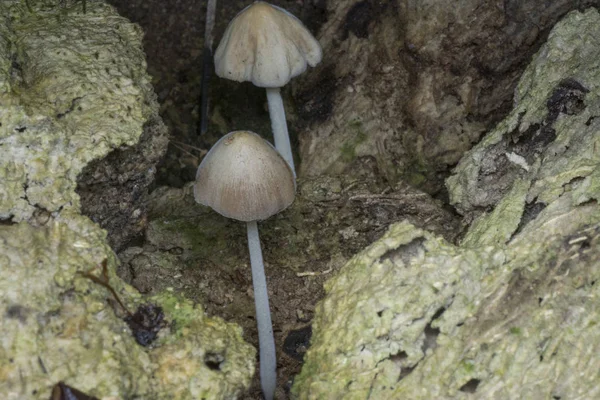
152,216 -> 231,253
460,359 -> 476,374
340,119 -> 367,162
405,170 -> 428,187
150,292 -> 201,339
348,117 -> 363,129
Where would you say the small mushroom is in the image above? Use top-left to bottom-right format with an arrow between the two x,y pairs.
214,1 -> 322,174
194,130 -> 295,400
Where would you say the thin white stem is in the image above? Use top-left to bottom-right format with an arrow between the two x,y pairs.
266,87 -> 295,175
246,220 -> 276,400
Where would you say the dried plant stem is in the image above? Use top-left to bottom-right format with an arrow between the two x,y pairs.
200,0 -> 218,135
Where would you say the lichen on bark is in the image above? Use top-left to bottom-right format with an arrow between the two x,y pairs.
0,1 -> 254,399
293,9 -> 600,399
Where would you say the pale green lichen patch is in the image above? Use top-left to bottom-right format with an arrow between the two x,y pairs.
572,165 -> 600,205
461,178 -> 530,248
148,292 -> 256,400
447,9 -> 600,233
0,2 -> 255,399
293,9 -> 600,399
292,221 -> 504,399
294,205 -> 600,399
0,0 -> 154,221
0,217 -> 255,399
0,218 -> 153,398
448,7 -> 600,248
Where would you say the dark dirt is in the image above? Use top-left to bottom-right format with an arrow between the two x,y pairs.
78,115 -> 168,251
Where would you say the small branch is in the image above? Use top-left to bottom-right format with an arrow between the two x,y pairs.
77,259 -> 132,317
296,267 -> 332,277
199,0 -> 218,135
170,140 -> 207,154
171,142 -> 199,159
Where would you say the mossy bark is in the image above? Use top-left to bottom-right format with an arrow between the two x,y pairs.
0,2 -> 254,399
292,9 -> 600,399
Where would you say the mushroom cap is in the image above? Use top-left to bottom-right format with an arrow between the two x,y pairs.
214,1 -> 322,88
194,130 -> 296,222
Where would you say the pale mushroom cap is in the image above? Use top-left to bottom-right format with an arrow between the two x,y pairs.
214,1 -> 323,88
194,130 -> 296,221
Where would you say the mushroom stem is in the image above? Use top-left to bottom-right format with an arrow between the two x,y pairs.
246,220 -> 276,400
266,87 -> 295,175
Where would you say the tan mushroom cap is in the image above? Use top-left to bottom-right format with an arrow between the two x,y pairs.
214,1 -> 322,88
194,130 -> 296,222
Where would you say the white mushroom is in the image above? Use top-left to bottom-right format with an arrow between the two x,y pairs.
194,130 -> 295,400
214,1 -> 322,175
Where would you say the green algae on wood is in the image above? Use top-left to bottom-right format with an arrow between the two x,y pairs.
0,217 -> 255,399
447,9 -> 600,226
292,221 -> 503,399
0,217 -> 153,398
0,0 -> 153,221
293,9 -> 600,399
0,1 -> 255,399
148,292 -> 256,399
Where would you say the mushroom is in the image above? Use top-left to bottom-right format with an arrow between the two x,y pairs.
194,130 -> 295,400
214,1 -> 322,175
